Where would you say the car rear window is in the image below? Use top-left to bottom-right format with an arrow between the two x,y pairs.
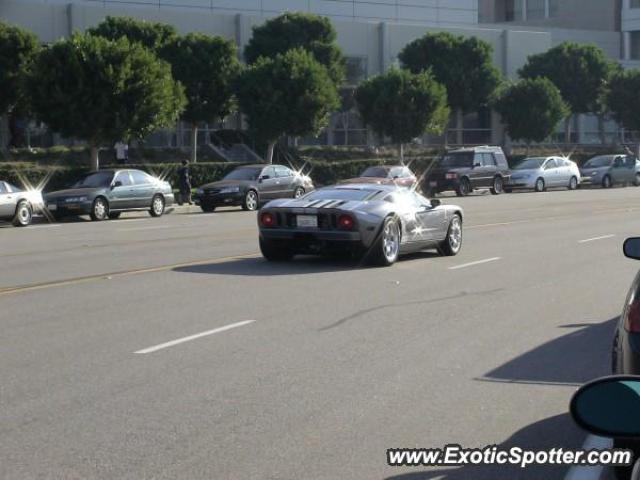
439,153 -> 472,168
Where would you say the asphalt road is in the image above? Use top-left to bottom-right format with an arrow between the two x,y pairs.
2,186 -> 640,479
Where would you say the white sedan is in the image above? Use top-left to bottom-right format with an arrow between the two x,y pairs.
508,156 -> 581,192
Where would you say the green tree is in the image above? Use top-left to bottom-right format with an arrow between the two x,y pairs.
606,69 -> 640,134
399,32 -> 502,144
519,42 -> 614,143
236,48 -> 339,163
355,68 -> 449,161
28,33 -> 185,170
0,21 -> 41,142
493,78 -> 568,150
87,16 -> 177,53
162,33 -> 241,162
244,12 -> 346,86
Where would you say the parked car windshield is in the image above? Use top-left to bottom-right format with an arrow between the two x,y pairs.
514,158 -> 545,170
73,172 -> 114,188
305,188 -> 377,201
361,167 -> 389,178
584,156 -> 614,168
439,153 -> 472,168
224,167 -> 261,181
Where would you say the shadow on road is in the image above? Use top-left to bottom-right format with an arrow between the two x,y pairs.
173,251 -> 443,277
384,413 -> 583,480
479,318 -> 617,387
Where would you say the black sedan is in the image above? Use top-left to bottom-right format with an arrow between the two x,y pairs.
45,169 -> 174,221
193,164 -> 314,212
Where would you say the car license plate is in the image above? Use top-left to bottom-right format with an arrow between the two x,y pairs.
47,204 -> 57,211
297,215 -> 318,228
429,181 -> 438,187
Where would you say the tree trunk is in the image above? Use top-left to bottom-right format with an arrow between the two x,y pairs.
598,114 -> 606,145
456,108 -> 463,146
266,140 -> 276,164
90,145 -> 99,171
399,143 -> 404,164
191,123 -> 198,163
564,116 -> 572,145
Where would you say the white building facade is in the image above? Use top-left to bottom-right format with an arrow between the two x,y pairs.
0,0 -> 631,148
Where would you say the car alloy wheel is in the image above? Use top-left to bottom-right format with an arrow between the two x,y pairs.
535,178 -> 545,192
447,216 -> 462,253
569,176 -> 578,190
150,195 -> 165,217
13,201 -> 32,227
457,178 -> 470,197
490,176 -> 503,195
635,173 -> 640,187
602,175 -> 612,188
382,219 -> 400,264
244,190 -> 258,211
91,197 -> 108,221
294,187 -> 305,198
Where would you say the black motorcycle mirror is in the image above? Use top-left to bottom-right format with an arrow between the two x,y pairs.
624,238 -> 640,260
570,375 -> 640,479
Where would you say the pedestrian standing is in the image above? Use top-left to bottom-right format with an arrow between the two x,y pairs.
115,141 -> 128,165
178,160 -> 192,205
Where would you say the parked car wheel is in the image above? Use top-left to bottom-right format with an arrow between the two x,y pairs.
371,216 -> 401,266
242,190 -> 259,211
108,212 -> 121,220
150,194 -> 165,217
602,175 -> 612,188
201,203 -> 216,213
12,200 -> 32,227
490,176 -> 504,195
90,197 -> 109,221
293,187 -> 305,198
568,176 -> 578,190
456,178 -> 471,197
259,236 -> 293,261
439,214 -> 462,256
634,173 -> 640,186
534,178 -> 545,193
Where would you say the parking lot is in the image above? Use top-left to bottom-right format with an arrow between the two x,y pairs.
2,187 -> 640,479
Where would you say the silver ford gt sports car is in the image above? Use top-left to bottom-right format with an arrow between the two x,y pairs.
258,183 -> 463,266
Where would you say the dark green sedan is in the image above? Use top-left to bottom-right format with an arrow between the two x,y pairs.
45,169 -> 174,221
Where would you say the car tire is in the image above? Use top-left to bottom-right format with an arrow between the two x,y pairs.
108,212 -> 121,220
12,200 -> 32,227
90,197 -> 109,221
602,175 -> 612,188
490,176 -> 504,195
534,177 -> 545,193
150,194 -> 165,217
456,178 -> 471,197
242,190 -> 259,211
201,203 -> 216,213
370,216 -> 401,266
568,176 -> 578,190
439,214 -> 462,256
259,236 -> 293,261
293,187 -> 305,199
634,173 -> 640,187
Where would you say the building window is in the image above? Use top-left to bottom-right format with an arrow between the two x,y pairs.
631,31 -> 640,60
632,0 -> 640,8
548,0 -> 559,16
504,0 -> 523,21
527,0 -> 546,19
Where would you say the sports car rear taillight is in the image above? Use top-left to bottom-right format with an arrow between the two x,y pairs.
625,300 -> 640,333
260,212 -> 276,227
337,214 -> 355,230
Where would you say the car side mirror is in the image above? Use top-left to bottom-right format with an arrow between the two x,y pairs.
624,238 -> 640,260
111,181 -> 122,189
260,175 -> 270,181
430,199 -> 441,208
393,175 -> 399,180
474,163 -> 481,168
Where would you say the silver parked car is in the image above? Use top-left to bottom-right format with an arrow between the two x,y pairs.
257,183 -> 463,266
509,156 -> 581,192
580,154 -> 640,188
0,180 -> 44,227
